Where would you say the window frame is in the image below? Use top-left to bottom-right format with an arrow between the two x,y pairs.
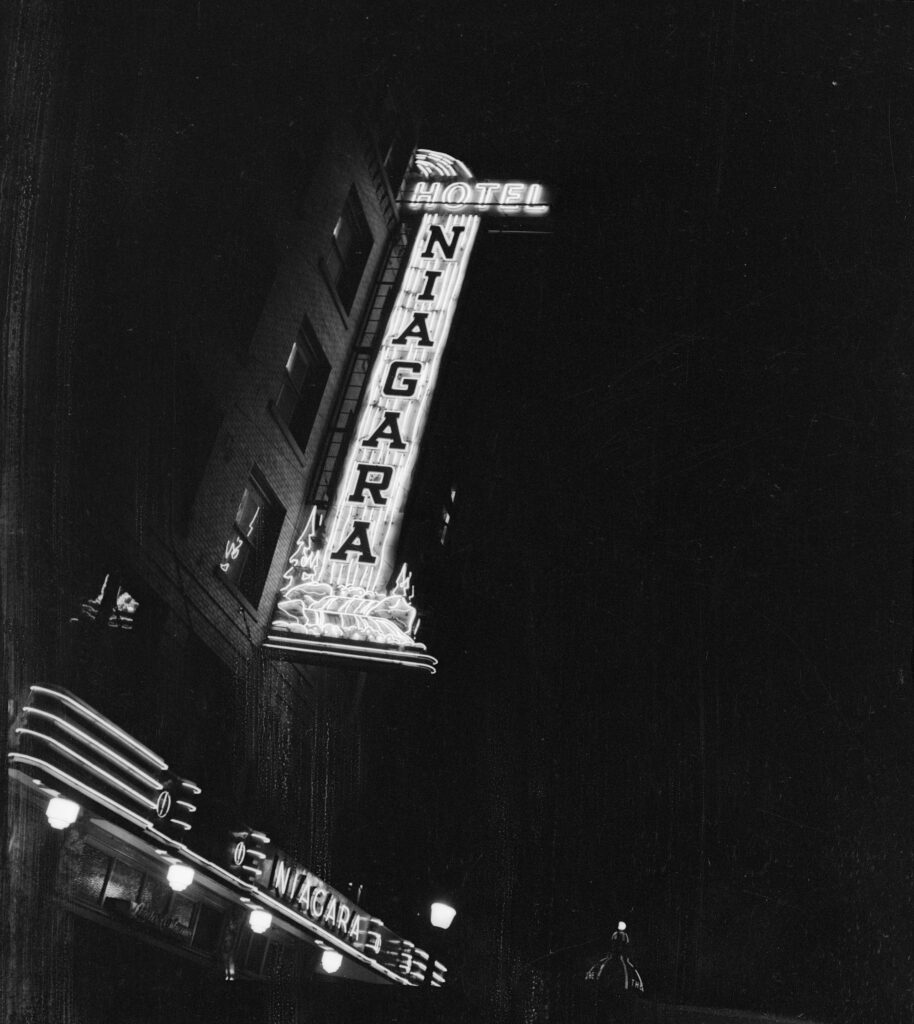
217,468 -> 285,610
325,186 -> 374,313
272,324 -> 330,456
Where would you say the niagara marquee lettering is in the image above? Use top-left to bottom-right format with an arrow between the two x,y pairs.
325,218 -> 476,571
266,855 -> 379,952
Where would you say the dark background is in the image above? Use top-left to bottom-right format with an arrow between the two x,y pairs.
6,1 -> 914,1022
357,4 -> 914,1022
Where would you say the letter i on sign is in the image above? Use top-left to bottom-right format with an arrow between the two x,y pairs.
418,271 -> 441,301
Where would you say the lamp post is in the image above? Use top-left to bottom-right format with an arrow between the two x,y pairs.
424,899 -> 455,990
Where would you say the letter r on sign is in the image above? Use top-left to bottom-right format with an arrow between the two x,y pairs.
348,464 -> 394,505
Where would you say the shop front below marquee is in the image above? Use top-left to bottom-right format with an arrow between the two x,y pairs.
7,684 -> 439,999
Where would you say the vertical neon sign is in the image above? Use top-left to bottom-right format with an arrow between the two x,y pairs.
265,151 -> 549,672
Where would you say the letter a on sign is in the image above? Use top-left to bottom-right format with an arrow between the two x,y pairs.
330,521 -> 376,563
362,411 -> 407,450
392,313 -> 432,347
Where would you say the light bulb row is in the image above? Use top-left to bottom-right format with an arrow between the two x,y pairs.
43,795 -> 273,935
41,796 -> 418,974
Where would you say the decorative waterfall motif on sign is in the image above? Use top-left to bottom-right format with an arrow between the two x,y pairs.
272,507 -> 419,646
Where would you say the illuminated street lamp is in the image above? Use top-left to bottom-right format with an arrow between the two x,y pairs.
321,949 -> 343,974
430,900 -> 456,930
422,900 -> 456,990
46,796 -> 80,830
248,908 -> 273,934
166,863 -> 195,892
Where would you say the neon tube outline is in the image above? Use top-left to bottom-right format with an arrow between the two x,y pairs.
8,763 -> 426,986
21,707 -> 164,790
15,728 -> 160,811
29,685 -> 168,770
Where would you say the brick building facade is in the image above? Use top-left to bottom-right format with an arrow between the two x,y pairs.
2,4 -> 458,1020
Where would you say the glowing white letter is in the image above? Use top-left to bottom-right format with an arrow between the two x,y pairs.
408,180 -> 441,206
500,182 -> 526,208
442,181 -> 472,209
474,182 -> 501,207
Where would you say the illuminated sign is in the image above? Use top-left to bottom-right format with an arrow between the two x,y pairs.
8,688 -> 436,986
404,148 -> 550,217
263,851 -> 368,948
265,149 -> 546,672
401,178 -> 550,216
257,848 -> 430,982
9,685 -> 199,835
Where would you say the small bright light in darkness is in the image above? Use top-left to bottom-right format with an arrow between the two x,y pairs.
430,901 -> 457,930
321,950 -> 343,974
46,796 -> 80,830
166,863 -> 195,892
618,921 -> 627,931
248,909 -> 272,934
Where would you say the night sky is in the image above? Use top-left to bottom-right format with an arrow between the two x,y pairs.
354,4 -> 914,1022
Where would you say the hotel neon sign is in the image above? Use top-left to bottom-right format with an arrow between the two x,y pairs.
265,150 -> 550,672
401,178 -> 550,217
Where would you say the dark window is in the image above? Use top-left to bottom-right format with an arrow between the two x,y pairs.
244,932 -> 270,975
72,845 -> 111,907
218,470 -> 285,607
138,870 -> 172,914
274,330 -> 330,452
192,903 -> 225,952
325,187 -> 373,312
105,859 -> 144,902
439,486 -> 457,545
169,892 -> 196,929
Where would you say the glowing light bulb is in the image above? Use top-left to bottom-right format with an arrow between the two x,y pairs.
248,909 -> 272,934
46,796 -> 80,830
617,921 -> 627,932
166,863 -> 195,892
430,901 -> 456,930
321,950 -> 343,974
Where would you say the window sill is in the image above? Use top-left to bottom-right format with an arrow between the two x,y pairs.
267,400 -> 308,468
